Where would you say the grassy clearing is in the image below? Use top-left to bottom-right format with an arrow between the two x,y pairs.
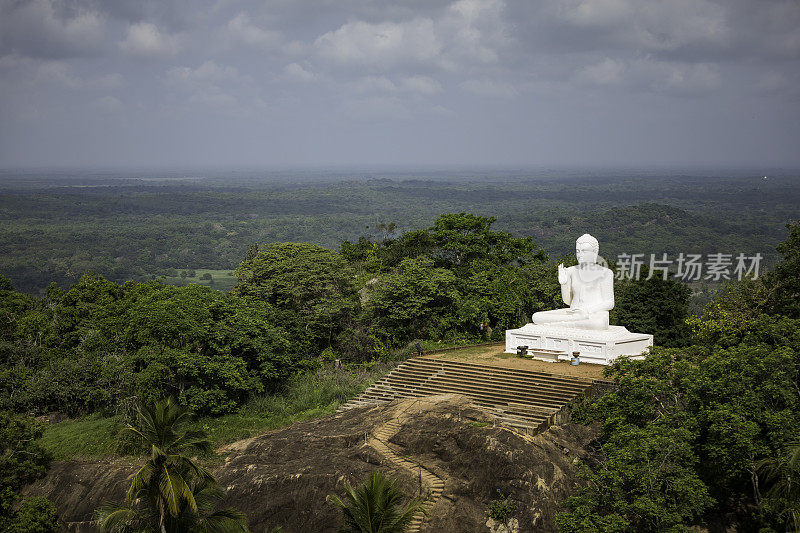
418,339 -> 499,352
40,363 -> 392,459
428,345 -> 507,359
39,413 -> 124,459
160,268 -> 238,292
197,363 -> 391,444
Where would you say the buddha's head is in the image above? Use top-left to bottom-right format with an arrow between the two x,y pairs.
576,233 -> 599,265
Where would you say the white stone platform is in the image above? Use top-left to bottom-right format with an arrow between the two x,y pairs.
505,323 -> 653,365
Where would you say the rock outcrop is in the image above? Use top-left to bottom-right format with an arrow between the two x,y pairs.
25,394 -> 598,532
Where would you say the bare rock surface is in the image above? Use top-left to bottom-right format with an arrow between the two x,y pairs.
24,394 -> 598,532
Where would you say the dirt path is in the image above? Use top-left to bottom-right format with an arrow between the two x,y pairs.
423,344 -> 609,380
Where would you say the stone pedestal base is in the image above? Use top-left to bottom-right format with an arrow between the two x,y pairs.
505,323 -> 653,365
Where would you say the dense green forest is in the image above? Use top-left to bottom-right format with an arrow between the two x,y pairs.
0,214 -> 560,418
2,217 -> 799,530
1,170 -> 796,295
1,169 -> 799,531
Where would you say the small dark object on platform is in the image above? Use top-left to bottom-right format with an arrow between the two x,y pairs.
415,342 -> 423,356
516,346 -> 528,358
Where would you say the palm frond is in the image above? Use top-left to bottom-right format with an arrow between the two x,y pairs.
329,471 -> 428,533
127,462 -> 156,502
95,501 -> 157,533
159,463 -> 196,516
191,480 -> 227,514
192,508 -> 250,533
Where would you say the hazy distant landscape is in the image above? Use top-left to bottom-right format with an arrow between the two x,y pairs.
2,168 -> 797,295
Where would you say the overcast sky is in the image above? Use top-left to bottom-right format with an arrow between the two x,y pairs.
0,0 -> 798,169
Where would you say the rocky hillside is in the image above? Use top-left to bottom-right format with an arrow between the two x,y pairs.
25,394 -> 599,532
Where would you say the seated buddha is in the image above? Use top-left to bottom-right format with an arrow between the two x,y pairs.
531,233 -> 613,330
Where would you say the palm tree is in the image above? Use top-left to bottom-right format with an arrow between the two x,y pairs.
95,397 -> 248,533
124,396 -> 213,526
327,471 -> 428,533
96,477 -> 249,533
172,478 -> 248,531
758,438 -> 800,532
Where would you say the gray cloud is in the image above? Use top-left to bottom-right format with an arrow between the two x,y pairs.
310,0 -> 512,74
552,0 -> 732,53
509,0 -> 800,63
351,75 -> 443,95
224,12 -> 283,49
118,21 -> 182,57
314,18 -> 443,69
0,0 -> 798,167
0,0 -> 106,58
461,78 -> 517,97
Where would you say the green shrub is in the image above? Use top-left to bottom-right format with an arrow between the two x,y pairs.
10,497 -> 59,533
488,491 -> 517,523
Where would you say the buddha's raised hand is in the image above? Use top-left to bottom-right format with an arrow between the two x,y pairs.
557,263 -> 568,285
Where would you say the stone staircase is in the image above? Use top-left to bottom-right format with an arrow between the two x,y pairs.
340,357 -> 595,435
368,402 -> 445,533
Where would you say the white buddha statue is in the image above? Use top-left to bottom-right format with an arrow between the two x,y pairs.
531,233 -> 613,330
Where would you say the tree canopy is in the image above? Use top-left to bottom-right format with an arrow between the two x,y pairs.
235,242 -> 359,355
343,213 -> 555,346
0,412 -> 58,532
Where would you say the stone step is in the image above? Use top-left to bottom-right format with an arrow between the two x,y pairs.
472,402 -> 549,422
380,375 -> 577,407
493,416 -> 545,430
392,371 -> 578,401
379,371 -> 577,400
344,358 -> 589,437
480,402 -> 549,418
396,364 -> 586,394
479,409 -> 547,428
410,357 -> 592,386
379,377 -> 572,410
363,386 -> 549,419
403,359 -> 590,392
359,386 -> 553,425
396,359 -> 590,390
390,365 -> 585,398
358,393 -> 553,430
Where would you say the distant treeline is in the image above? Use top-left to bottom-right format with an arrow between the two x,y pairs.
1,173 -> 795,294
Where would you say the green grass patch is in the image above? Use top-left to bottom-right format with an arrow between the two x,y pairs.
419,339 -> 495,352
41,363 -> 392,458
199,363 -> 391,444
431,345 -> 507,359
161,268 -> 238,292
385,339 -> 502,361
39,413 -> 124,459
